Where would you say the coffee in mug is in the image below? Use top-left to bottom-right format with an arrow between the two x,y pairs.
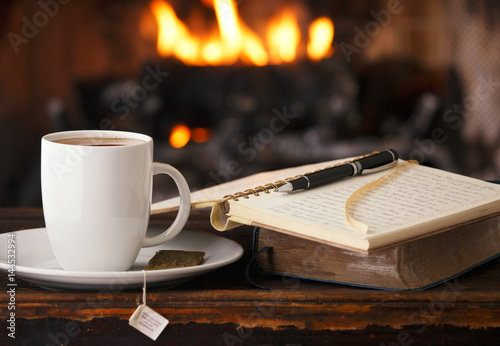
53,137 -> 145,146
41,130 -> 191,271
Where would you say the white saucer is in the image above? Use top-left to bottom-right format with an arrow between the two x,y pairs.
0,228 -> 243,290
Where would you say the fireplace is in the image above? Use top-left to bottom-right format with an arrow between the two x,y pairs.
1,0 -> 499,206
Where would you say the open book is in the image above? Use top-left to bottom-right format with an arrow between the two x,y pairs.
152,158 -> 349,212
153,159 -> 500,253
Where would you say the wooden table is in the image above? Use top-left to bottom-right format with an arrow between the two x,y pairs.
1,208 -> 499,345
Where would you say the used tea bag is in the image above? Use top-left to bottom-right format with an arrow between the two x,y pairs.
144,250 -> 205,270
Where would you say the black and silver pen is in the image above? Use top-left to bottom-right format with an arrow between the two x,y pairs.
275,149 -> 398,193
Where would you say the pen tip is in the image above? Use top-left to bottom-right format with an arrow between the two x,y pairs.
275,183 -> 292,193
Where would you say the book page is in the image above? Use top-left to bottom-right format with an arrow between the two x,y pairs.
151,158 -> 351,212
229,163 -> 500,241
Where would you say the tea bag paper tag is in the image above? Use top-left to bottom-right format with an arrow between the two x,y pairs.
129,271 -> 169,341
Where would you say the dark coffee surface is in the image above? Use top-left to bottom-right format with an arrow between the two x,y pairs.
52,137 -> 145,146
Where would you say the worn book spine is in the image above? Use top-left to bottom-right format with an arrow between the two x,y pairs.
252,212 -> 500,290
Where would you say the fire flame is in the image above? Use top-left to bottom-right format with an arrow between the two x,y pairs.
150,1 -> 202,65
213,0 -> 241,65
149,0 -> 334,66
169,124 -> 191,148
169,124 -> 211,148
267,10 -> 301,64
307,17 -> 334,61
191,127 -> 211,143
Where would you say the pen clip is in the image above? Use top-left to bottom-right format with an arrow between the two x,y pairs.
361,160 -> 398,175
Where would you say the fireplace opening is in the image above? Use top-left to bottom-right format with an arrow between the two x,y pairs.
1,0 -> 499,206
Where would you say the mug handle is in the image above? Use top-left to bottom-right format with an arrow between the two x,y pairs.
142,162 -> 191,247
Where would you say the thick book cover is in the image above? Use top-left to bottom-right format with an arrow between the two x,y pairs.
252,212 -> 500,290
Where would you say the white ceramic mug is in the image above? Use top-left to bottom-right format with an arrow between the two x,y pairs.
41,130 -> 191,271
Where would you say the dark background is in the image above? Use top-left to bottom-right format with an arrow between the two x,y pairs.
1,0 -> 499,207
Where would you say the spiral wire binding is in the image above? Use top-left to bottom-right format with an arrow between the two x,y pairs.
221,151 -> 379,203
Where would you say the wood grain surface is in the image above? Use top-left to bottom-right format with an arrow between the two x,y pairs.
0,208 -> 499,345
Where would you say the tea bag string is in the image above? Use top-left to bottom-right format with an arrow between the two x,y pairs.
142,270 -> 147,306
129,270 -> 170,340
